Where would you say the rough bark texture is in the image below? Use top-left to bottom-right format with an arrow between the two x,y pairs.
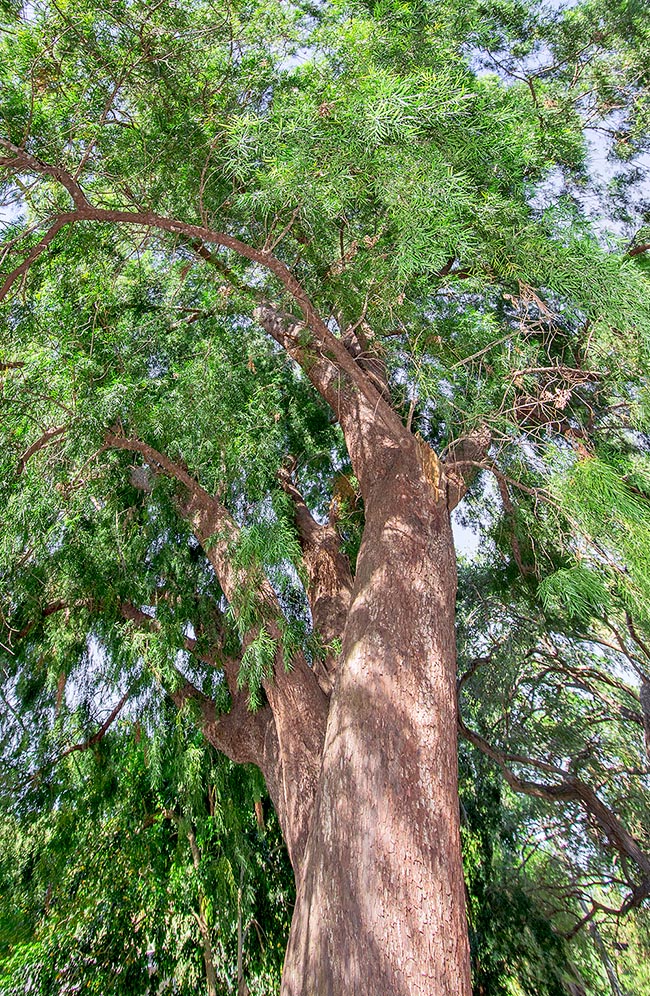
1,150 -> 476,995
281,440 -> 472,996
640,680 -> 650,760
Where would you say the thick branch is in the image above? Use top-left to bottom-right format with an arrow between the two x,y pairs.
442,426 -> 492,510
278,463 -> 353,693
0,178 -> 383,418
0,145 -> 417,491
13,591 -> 270,769
104,429 -> 327,866
1,151 -> 427,501
167,672 -> 269,767
117,603 -> 272,765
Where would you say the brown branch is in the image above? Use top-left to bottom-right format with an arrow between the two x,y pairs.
103,428 -> 328,862
628,243 -> 650,258
101,599 -> 271,765
278,462 -> 353,693
117,601 -> 238,681
25,687 -> 131,784
1,142 -> 411,478
435,257 -> 473,280
104,429 -> 247,607
13,597 -> 88,642
17,425 -> 67,475
441,426 -> 492,511
0,217 -> 70,301
0,169 -> 382,414
56,689 -> 131,761
0,138 -> 91,208
458,715 -> 650,885
163,673 -> 269,768
625,612 -> 650,665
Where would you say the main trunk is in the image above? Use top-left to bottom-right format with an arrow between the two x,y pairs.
280,454 -> 472,995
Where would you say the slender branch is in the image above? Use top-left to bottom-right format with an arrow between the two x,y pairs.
458,715 -> 650,884
0,216 -> 69,300
24,687 -> 131,784
17,425 -> 67,475
56,689 -> 131,760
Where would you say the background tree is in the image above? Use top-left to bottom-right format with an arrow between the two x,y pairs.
1,0 -> 650,992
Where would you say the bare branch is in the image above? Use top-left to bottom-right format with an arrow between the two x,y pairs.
458,715 -> 650,885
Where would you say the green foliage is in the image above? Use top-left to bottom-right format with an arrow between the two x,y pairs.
1,0 -> 650,991
539,565 -> 610,622
0,712 -> 293,995
238,627 -> 276,710
460,751 -> 596,996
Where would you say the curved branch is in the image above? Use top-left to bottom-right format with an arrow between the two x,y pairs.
0,138 -> 91,208
458,715 -> 650,885
17,424 -> 66,474
0,165 -> 382,414
166,672 -> 270,767
24,688 -> 132,786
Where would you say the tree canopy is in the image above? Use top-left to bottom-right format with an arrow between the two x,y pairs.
1,0 -> 650,992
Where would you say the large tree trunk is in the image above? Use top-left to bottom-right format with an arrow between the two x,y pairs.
280,447 -> 472,996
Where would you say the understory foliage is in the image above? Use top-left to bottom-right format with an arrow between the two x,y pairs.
1,0 -> 650,991
0,710 -> 293,995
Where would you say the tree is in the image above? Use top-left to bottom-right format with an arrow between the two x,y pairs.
1,0 -> 650,992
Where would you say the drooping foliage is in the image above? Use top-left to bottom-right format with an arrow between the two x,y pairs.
1,0 -> 650,991
0,707 -> 293,995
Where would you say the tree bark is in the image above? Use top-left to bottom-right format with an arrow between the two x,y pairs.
280,443 -> 472,996
0,152 -> 475,992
